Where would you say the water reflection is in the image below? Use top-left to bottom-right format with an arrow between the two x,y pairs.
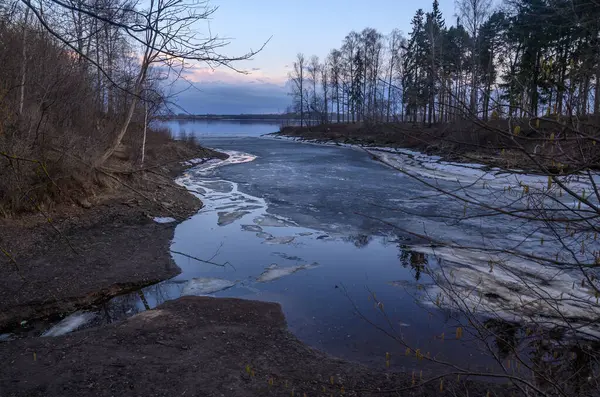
343,234 -> 373,248
395,248 -> 600,394
399,249 -> 427,281
483,319 -> 600,395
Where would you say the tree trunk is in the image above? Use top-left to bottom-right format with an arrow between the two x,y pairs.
595,67 -> 600,115
19,8 -> 30,115
336,84 -> 340,123
95,60 -> 148,167
141,101 -> 148,165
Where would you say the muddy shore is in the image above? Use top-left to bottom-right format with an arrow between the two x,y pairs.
0,296 -> 511,396
0,141 -> 224,333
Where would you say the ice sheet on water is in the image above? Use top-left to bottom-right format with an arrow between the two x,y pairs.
238,205 -> 264,211
370,148 -> 600,196
192,150 -> 258,175
217,211 -> 251,226
254,215 -> 297,227
215,204 -> 240,210
241,224 -> 263,232
199,180 -> 234,193
42,311 -> 97,337
181,278 -> 237,296
409,245 -> 600,335
153,217 -> 176,224
257,263 -> 318,283
256,232 -> 274,239
262,236 -> 295,245
181,158 -> 210,166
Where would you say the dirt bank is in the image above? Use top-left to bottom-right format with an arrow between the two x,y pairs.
0,296 -> 509,397
276,121 -> 591,173
0,138 -> 226,333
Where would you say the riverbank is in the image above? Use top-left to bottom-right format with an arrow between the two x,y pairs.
0,296 -> 511,396
0,137 -> 226,334
276,121 -> 587,173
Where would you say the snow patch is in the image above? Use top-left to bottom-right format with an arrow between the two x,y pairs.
42,311 -> 97,337
153,217 -> 176,224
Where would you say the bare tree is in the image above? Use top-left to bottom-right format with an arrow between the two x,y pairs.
21,0 -> 263,166
321,60 -> 329,124
289,53 -> 307,127
328,49 -> 342,123
307,55 -> 320,125
18,7 -> 29,115
455,0 -> 492,115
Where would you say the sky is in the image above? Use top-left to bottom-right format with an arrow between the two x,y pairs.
172,0 -> 457,114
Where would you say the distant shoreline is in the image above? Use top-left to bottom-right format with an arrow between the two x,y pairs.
160,114 -> 303,122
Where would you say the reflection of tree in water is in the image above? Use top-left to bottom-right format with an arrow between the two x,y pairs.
483,319 -> 519,359
344,234 -> 373,248
399,249 -> 428,281
98,283 -> 176,325
483,319 -> 600,395
393,247 -> 599,393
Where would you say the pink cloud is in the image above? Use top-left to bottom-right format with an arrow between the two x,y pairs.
183,65 -> 287,86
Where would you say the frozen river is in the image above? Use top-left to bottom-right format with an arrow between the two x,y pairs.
41,120 -> 600,376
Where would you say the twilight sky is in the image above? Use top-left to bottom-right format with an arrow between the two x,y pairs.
172,0 -> 457,114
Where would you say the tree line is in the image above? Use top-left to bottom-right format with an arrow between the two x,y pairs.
0,0 -> 256,212
288,0 -> 600,127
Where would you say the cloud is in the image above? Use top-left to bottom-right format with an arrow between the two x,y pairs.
171,80 -> 291,114
160,62 -> 290,114
182,65 -> 287,86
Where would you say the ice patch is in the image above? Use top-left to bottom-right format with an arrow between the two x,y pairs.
263,236 -> 296,245
153,217 -> 176,224
217,211 -> 251,226
181,278 -> 237,296
254,215 -> 297,227
257,263 -> 318,282
181,158 -> 209,166
238,205 -> 264,211
409,245 -> 600,335
42,311 -> 97,337
215,204 -> 240,210
193,150 -> 257,175
256,232 -> 274,239
369,148 -> 600,196
242,224 -> 263,232
200,180 -> 234,193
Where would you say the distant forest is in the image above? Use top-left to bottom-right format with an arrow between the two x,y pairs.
165,113 -> 300,121
287,0 -> 600,126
